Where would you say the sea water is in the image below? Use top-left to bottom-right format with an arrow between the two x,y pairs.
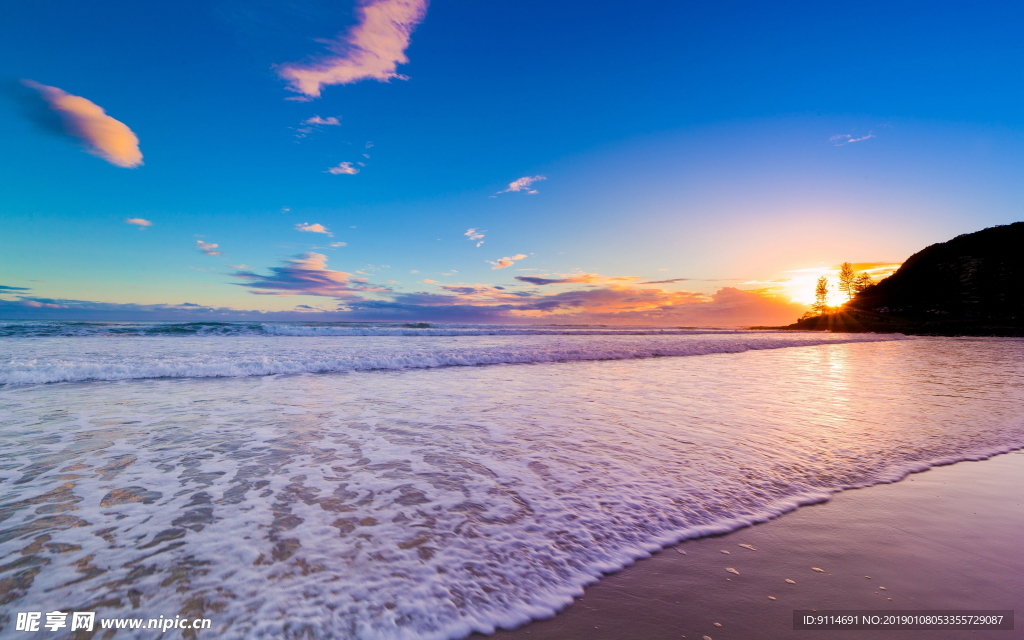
1,323 -> 1022,639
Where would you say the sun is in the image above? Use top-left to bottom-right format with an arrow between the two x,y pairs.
780,263 -> 902,307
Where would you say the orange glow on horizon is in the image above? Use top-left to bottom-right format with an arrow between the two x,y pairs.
780,263 -> 901,306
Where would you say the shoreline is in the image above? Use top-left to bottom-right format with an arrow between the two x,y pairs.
479,450 -> 1024,640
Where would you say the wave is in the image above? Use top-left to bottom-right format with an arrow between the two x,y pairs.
2,336 -> 1019,640
0,320 -> 766,338
0,333 -> 907,385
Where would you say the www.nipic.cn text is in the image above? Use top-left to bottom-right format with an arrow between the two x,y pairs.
15,611 -> 213,633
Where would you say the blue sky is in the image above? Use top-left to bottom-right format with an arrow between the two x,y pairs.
2,0 -> 1022,324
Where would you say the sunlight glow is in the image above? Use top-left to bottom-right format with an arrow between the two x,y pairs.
780,263 -> 901,306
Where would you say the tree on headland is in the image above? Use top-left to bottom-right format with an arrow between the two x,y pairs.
813,276 -> 829,315
837,262 -> 856,302
852,272 -> 873,295
809,267 -> 873,317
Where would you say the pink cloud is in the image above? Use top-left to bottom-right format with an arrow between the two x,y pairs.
295,222 -> 333,236
22,80 -> 143,168
125,218 -> 152,227
195,240 -> 223,256
464,228 -> 485,247
374,281 -> 806,326
224,252 -> 808,326
304,115 -> 341,125
277,0 -> 429,99
498,175 -> 546,194
233,253 -> 390,298
21,300 -> 67,309
326,161 -> 359,175
488,254 -> 527,270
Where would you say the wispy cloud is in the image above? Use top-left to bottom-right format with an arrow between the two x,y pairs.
498,175 -> 546,194
326,161 -> 359,175
514,274 -> 601,285
488,254 -> 528,270
125,218 -> 152,227
294,115 -> 342,139
295,222 -> 333,236
277,0 -> 429,99
329,241 -> 348,247
830,132 -> 876,146
195,240 -> 223,256
0,284 -> 31,292
464,228 -> 485,247
232,252 -> 390,298
641,277 -> 690,284
304,115 -> 341,125
21,80 -> 142,168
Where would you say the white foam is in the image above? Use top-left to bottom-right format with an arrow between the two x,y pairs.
2,337 -> 1021,640
0,332 -> 906,385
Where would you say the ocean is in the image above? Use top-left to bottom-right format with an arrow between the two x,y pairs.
1,322 -> 1022,639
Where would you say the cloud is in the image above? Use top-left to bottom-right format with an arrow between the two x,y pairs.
295,222 -> 333,236
294,115 -> 342,139
641,277 -> 690,284
21,80 -> 143,168
125,218 -> 152,227
340,282 -> 805,326
830,132 -> 876,146
233,252 -> 391,298
304,115 -> 341,125
329,241 -> 348,247
845,262 -> 901,277
326,161 -> 359,175
195,240 -> 223,256
464,228 -> 485,247
498,175 -> 546,194
487,254 -> 527,270
5,271 -> 807,327
227,264 -> 249,270
276,0 -> 429,99
0,285 -> 31,292
514,274 -> 601,285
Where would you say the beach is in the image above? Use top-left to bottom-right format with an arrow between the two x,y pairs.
485,450 -> 1024,640
1,325 -> 1022,639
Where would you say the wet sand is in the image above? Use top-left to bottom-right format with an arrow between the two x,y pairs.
481,450 -> 1024,640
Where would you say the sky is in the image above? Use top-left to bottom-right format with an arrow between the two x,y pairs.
1,0 -> 1022,325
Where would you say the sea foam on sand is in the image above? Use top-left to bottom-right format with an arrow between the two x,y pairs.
0,335 -> 1022,639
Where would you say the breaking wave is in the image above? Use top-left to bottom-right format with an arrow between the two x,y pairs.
0,330 -> 907,385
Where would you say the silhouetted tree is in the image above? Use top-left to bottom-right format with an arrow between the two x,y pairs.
852,272 -> 873,295
813,276 -> 829,315
837,262 -> 856,302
